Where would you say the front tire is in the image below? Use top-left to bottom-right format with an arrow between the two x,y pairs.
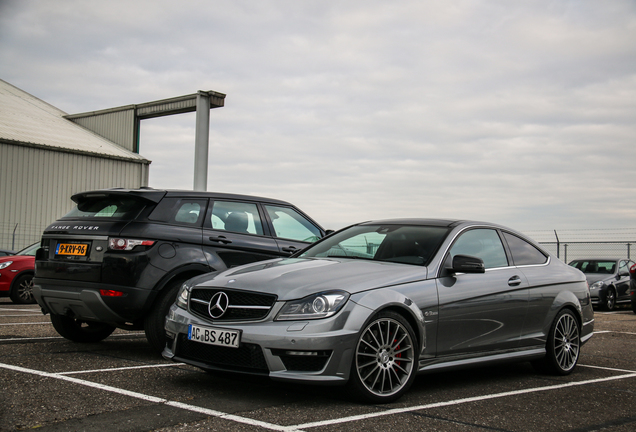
603,288 -> 616,311
50,314 -> 116,343
348,311 -> 417,403
532,309 -> 580,375
10,274 -> 36,304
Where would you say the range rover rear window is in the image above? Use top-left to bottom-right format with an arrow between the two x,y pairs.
61,196 -> 149,219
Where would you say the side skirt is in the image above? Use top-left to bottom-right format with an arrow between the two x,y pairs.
417,347 -> 546,374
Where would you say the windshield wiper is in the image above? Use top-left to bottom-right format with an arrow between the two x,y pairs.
326,255 -> 373,260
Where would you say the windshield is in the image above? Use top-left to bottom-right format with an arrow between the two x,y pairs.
569,260 -> 617,274
62,196 -> 149,220
300,224 -> 449,266
17,242 -> 40,256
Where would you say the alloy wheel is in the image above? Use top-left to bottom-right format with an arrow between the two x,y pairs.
17,277 -> 34,302
553,311 -> 580,372
605,289 -> 616,310
355,316 -> 415,398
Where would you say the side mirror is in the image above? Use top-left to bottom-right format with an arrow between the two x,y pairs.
450,254 -> 485,274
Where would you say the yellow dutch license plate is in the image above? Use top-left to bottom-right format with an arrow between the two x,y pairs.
56,243 -> 89,256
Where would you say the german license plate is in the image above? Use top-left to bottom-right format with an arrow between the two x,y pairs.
56,243 -> 89,256
188,324 -> 240,348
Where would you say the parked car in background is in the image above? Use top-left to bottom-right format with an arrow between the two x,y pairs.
568,258 -> 634,311
630,262 -> 636,314
0,242 -> 39,304
32,188 -> 327,352
0,249 -> 16,257
164,219 -> 594,403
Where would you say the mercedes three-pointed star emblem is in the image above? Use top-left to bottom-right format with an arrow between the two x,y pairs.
208,292 -> 229,319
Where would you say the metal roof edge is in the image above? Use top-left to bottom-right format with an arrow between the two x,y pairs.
0,138 -> 152,164
64,90 -> 226,120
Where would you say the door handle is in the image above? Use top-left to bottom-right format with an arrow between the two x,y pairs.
508,275 -> 522,286
282,246 -> 298,254
209,236 -> 232,245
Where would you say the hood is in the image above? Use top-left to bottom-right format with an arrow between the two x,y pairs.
193,258 -> 429,300
0,255 -> 34,264
584,273 -> 616,285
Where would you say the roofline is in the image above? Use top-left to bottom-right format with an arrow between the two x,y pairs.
64,90 -> 226,120
72,187 -> 297,206
0,138 -> 151,164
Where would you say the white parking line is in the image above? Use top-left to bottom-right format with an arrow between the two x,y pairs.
289,370 -> 636,431
0,332 -> 145,343
0,362 -> 288,431
594,330 -> 636,336
0,361 -> 634,432
0,314 -> 46,317
580,364 -> 636,374
58,363 -> 186,375
0,322 -> 51,325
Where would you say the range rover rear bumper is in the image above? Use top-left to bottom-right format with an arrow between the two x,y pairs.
33,278 -> 154,323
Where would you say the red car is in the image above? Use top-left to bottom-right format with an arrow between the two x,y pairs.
0,242 -> 39,304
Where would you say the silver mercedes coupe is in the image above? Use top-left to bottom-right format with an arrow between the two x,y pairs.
163,219 -> 594,403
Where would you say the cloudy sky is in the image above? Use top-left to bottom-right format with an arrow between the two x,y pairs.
1,0 -> 635,233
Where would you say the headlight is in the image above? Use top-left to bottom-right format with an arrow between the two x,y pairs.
276,291 -> 349,321
176,283 -> 190,309
590,281 -> 604,290
0,261 -> 13,270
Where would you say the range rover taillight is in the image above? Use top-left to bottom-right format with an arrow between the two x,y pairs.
108,238 -> 156,251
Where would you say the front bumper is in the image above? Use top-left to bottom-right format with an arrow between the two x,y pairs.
163,302 -> 367,385
589,287 -> 605,307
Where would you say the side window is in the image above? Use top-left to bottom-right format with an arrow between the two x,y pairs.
210,201 -> 264,235
449,228 -> 508,269
148,198 -> 206,226
264,205 -> 322,242
174,202 -> 203,224
502,232 -> 548,266
618,260 -> 629,275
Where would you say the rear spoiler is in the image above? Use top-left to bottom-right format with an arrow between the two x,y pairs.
71,188 -> 167,204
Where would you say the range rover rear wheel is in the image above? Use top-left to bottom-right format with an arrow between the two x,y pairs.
50,314 -> 116,343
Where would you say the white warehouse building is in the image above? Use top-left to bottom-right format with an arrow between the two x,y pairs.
0,79 -> 224,251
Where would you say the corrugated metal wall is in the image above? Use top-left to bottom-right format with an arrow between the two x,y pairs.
69,108 -> 137,153
0,143 -> 149,250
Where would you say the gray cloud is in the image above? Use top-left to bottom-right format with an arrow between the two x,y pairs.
1,0 -> 635,232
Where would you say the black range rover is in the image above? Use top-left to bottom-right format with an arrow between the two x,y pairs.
33,188 -> 327,352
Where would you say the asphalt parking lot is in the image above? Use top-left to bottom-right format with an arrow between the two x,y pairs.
0,299 -> 634,432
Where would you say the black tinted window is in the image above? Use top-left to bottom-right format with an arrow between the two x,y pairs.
209,201 -> 265,235
569,260 -> 615,273
63,196 -> 148,220
148,198 -> 207,225
503,232 -> 547,266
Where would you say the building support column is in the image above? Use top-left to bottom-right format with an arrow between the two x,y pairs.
194,91 -> 211,191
